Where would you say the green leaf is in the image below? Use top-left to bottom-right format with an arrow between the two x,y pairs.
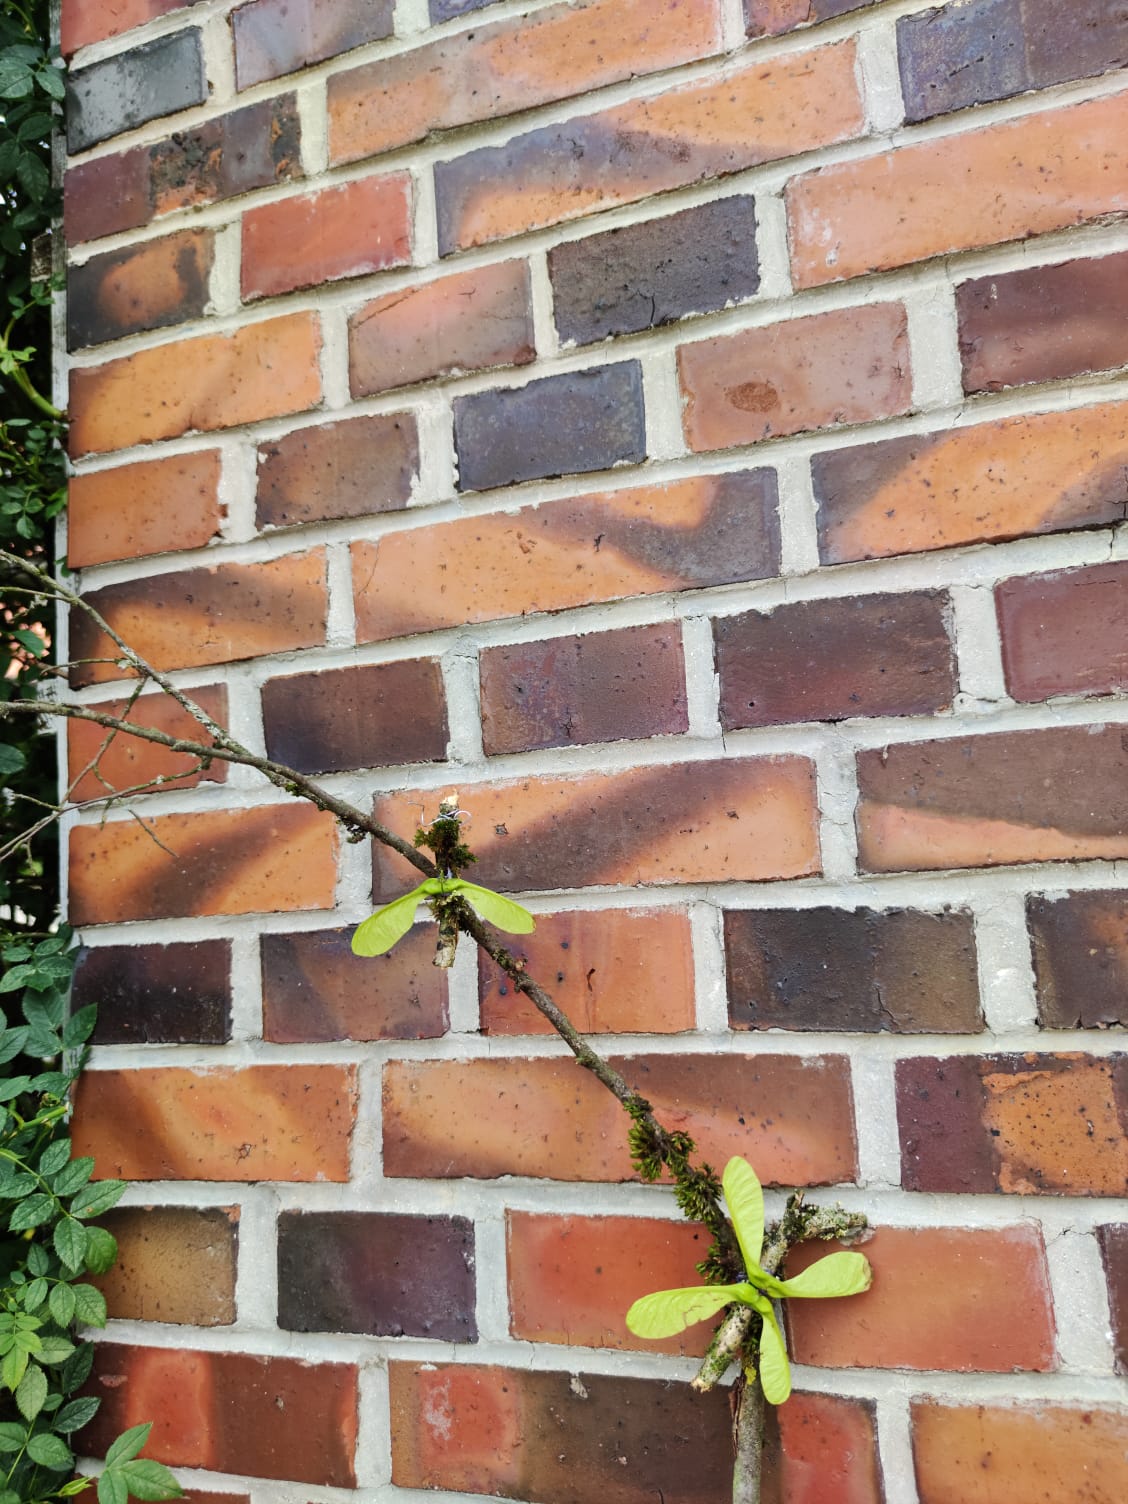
82,1225 -> 116,1275
0,1345 -> 27,1392
722,1157 -> 765,1275
60,1342 -> 94,1395
49,1281 -> 76,1327
118,1460 -> 183,1501
350,888 -> 426,957
9,627 -> 47,658
0,1027 -> 30,1066
0,1423 -> 26,1454
751,1294 -> 791,1406
14,1361 -> 45,1420
26,1242 -> 48,1276
55,1397 -> 100,1434
0,745 -> 26,776
55,1217 -> 88,1271
451,881 -> 536,935
105,1424 -> 151,1467
60,1478 -> 95,1496
624,1283 -> 747,1339
23,1278 -> 47,1312
35,65 -> 65,101
53,1158 -> 95,1198
770,1251 -> 873,1302
37,1337 -> 77,1365
0,964 -> 34,993
71,1179 -> 126,1219
98,1470 -> 128,1504
72,1284 -> 107,1329
9,1194 -> 55,1232
27,1432 -> 73,1471
63,1005 -> 98,1049
38,1138 -> 71,1176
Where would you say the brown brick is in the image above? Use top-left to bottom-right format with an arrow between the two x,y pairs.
62,0 -> 207,55
95,1207 -> 238,1325
385,1052 -> 856,1184
352,470 -> 780,642
716,590 -> 954,728
278,1212 -> 476,1340
1098,1224 -> 1128,1372
70,551 -> 327,687
856,727 -> 1128,873
725,907 -> 981,1033
479,623 -> 687,755
744,0 -> 875,36
73,1065 -> 357,1182
84,1344 -> 357,1485
256,414 -> 419,529
66,685 -> 227,803
1029,891 -> 1128,1030
262,659 -> 448,773
896,1053 -> 1128,1196
787,1225 -> 1054,1372
233,0 -> 394,89
679,303 -> 912,452
349,261 -> 534,397
958,250 -> 1128,393
814,401 -> 1128,564
242,175 -> 411,301
436,42 -> 862,254
770,1393 -> 883,1504
328,0 -> 723,164
788,90 -> 1128,288
67,451 -> 222,567
67,230 -> 213,351
479,908 -> 696,1035
74,939 -> 231,1045
912,1400 -> 1128,1504
263,924 -> 448,1043
374,758 -> 818,898
64,146 -> 152,245
69,313 -> 321,456
69,804 -> 338,924
996,560 -> 1128,702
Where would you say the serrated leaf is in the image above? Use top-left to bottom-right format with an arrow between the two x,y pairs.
60,1341 -> 94,1395
722,1157 -> 765,1275
13,1361 -> 44,1419
0,1423 -> 25,1454
0,745 -> 25,777
452,881 -> 536,935
49,1281 -> 75,1327
36,66 -> 65,101
770,1251 -> 873,1302
0,1026 -> 30,1065
23,1278 -> 47,1312
27,1432 -> 74,1471
56,1397 -> 100,1434
55,1217 -> 88,1271
105,1423 -> 151,1467
624,1283 -> 746,1339
350,888 -> 426,957
53,1158 -> 94,1198
81,1225 -> 115,1275
98,1469 -> 128,1504
119,1460 -> 183,1501
36,1337 -> 76,1365
9,1194 -> 54,1232
38,1138 -> 70,1176
63,1005 -> 97,1049
71,1180 -> 126,1219
0,964 -> 33,993
72,1284 -> 107,1329
26,1243 -> 48,1276
0,1344 -> 27,1391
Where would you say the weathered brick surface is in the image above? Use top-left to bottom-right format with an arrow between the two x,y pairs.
96,1206 -> 238,1324
479,622 -> 687,755
233,0 -> 395,90
1028,892 -> 1128,1029
256,414 -> 419,528
67,30 -> 206,154
431,0 -> 500,18
67,229 -> 213,350
62,0 -> 206,55
896,1054 -> 1128,1195
715,591 -> 954,729
66,685 -> 228,803
679,303 -> 913,453
278,1213 -> 476,1340
769,1393 -> 884,1504
1098,1224 -> 1128,1372
67,450 -> 222,566
996,560 -> 1128,701
744,0 -> 875,36
74,939 -> 231,1045
329,0 -> 723,164
724,907 -> 981,1033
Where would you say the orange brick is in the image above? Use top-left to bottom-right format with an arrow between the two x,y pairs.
328,0 -> 723,163
73,1065 -> 356,1181
96,1206 -> 238,1325
66,685 -> 228,802
68,313 -> 321,456
479,908 -> 696,1035
241,175 -> 412,301
912,1400 -> 1128,1504
384,1052 -> 857,1184
679,303 -> 912,452
61,0 -> 203,55
69,804 -> 338,923
786,1225 -> 1054,1372
788,90 -> 1128,288
67,451 -> 222,567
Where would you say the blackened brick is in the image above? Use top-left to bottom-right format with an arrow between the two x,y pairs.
233,0 -> 394,90
454,364 -> 645,493
256,414 -> 419,529
67,229 -> 213,350
549,197 -> 759,346
278,1213 -> 476,1340
67,30 -> 206,153
1028,891 -> 1128,1029
73,941 -> 231,1045
1099,1224 -> 1128,1372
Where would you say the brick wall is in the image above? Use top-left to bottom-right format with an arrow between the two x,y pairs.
58,1 -> 1128,1501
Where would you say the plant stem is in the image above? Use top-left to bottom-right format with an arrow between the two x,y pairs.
731,1375 -> 766,1504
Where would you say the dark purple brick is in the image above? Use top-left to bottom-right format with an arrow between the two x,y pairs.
726,907 -> 981,1033
256,414 -> 419,529
896,1056 -> 996,1194
67,229 -> 213,350
73,941 -> 231,1045
1098,1224 -> 1128,1373
278,1212 -> 476,1340
549,197 -> 760,346
67,29 -> 206,154
233,0 -> 394,89
1027,891 -> 1128,1029
454,364 -> 646,493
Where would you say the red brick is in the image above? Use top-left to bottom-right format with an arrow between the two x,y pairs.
787,1225 -> 1054,1372
996,560 -> 1128,701
62,0 -> 206,55
67,229 -> 213,350
349,260 -> 535,397
73,1064 -> 356,1181
1028,891 -> 1128,1029
257,413 -> 419,529
1098,1224 -> 1128,1372
67,451 -> 222,567
744,0 -> 875,36
328,0 -> 724,164
679,304 -> 912,452
241,175 -> 411,301
480,907 -> 696,1035
480,623 -> 687,754
770,1393 -> 884,1504
788,90 -> 1128,288
66,685 -> 228,802
384,1052 -> 857,1184
64,146 -> 152,245
69,804 -> 338,924
233,0 -> 394,89
69,313 -> 322,455
96,1206 -> 238,1325
84,1343 -> 357,1485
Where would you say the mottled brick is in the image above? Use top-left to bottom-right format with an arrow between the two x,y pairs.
787,1225 -> 1054,1371
436,42 -> 862,254
744,0 -> 875,35
479,908 -> 696,1035
62,0 -> 206,55
480,623 -> 687,755
352,470 -> 779,642
70,804 -> 338,924
84,1344 -> 357,1485
67,229 -> 213,350
1027,891 -> 1128,1029
74,939 -> 230,1045
814,401 -> 1128,563
263,660 -> 447,773
856,727 -> 1128,873
1098,1224 -> 1128,1372
679,303 -> 912,452
996,560 -> 1128,701
725,907 -> 981,1033
67,30 -> 206,154
68,451 -> 221,567
716,591 -> 954,728
329,0 -> 722,163
96,1207 -> 237,1325
70,551 -> 327,687
349,261 -> 534,396
256,414 -> 419,529
896,1053 -> 1128,1195
770,1394 -> 883,1504
550,197 -> 759,346
454,364 -> 646,493
278,1213 -> 475,1340
66,685 -> 228,804
385,1052 -> 856,1184
263,925 -> 448,1043
233,0 -> 394,89
64,147 -> 152,245
73,1065 -> 356,1182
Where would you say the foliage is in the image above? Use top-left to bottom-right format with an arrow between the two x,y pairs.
351,876 -> 535,957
